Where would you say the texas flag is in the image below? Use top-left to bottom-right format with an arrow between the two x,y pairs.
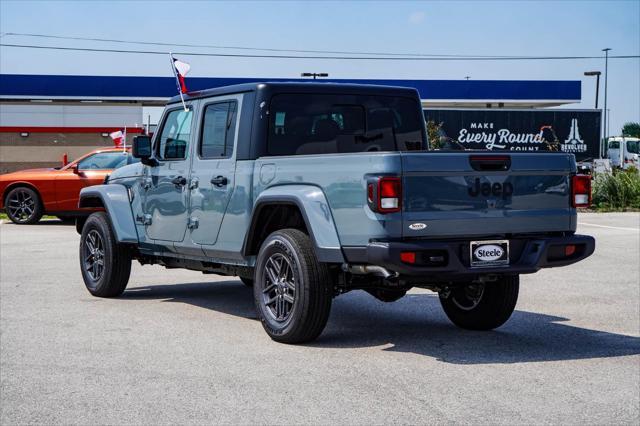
109,130 -> 125,148
171,56 -> 191,94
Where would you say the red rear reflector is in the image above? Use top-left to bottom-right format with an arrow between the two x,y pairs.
367,183 -> 374,203
400,251 -> 416,264
565,245 -> 576,256
571,175 -> 591,208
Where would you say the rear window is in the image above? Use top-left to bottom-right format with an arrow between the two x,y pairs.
267,93 -> 425,156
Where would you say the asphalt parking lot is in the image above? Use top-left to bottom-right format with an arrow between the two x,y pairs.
1,213 -> 639,424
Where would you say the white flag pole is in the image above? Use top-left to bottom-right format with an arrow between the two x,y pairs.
169,52 -> 188,112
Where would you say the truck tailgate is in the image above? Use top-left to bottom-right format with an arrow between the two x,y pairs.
401,152 -> 577,238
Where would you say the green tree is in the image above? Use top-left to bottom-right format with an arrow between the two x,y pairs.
426,120 -> 443,150
621,122 -> 640,138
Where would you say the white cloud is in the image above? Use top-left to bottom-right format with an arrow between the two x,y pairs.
408,11 -> 425,25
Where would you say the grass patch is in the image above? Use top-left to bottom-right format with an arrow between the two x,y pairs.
592,167 -> 640,211
0,213 -> 60,221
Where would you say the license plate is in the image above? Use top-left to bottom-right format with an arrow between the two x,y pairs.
470,240 -> 510,267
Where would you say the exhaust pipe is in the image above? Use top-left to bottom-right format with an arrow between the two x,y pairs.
342,264 -> 399,280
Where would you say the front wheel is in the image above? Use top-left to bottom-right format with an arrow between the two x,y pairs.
439,276 -> 519,330
253,229 -> 332,344
4,187 -> 43,224
79,212 -> 132,297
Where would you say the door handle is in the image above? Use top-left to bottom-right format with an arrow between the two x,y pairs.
142,177 -> 152,190
171,176 -> 187,186
211,176 -> 228,187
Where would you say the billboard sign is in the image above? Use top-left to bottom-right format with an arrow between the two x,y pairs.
424,109 -> 601,161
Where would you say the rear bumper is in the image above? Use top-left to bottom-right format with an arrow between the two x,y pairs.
344,234 -> 595,280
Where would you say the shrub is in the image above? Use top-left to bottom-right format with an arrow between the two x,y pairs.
592,167 -> 640,210
426,120 -> 444,150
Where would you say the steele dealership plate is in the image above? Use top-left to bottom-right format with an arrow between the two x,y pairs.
470,240 -> 510,267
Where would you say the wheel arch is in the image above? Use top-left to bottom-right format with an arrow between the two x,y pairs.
78,184 -> 138,243
3,181 -> 44,210
242,185 -> 344,263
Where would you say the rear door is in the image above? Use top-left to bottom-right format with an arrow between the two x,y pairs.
188,95 -> 240,245
401,152 -> 576,238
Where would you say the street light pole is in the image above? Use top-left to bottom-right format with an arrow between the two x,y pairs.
584,71 -> 601,108
602,48 -> 611,142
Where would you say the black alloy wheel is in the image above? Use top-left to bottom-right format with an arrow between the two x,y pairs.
79,212 -> 132,298
254,229 -> 332,343
5,187 -> 43,224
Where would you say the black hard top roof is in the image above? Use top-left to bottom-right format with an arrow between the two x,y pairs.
167,81 -> 420,104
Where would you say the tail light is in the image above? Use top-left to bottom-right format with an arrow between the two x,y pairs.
571,175 -> 591,208
367,176 -> 401,213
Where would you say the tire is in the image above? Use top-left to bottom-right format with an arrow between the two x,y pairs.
439,275 -> 519,330
4,186 -> 43,224
253,229 -> 332,344
240,277 -> 254,287
79,212 -> 132,298
366,288 -> 407,303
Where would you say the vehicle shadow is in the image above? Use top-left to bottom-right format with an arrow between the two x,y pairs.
0,219 -> 73,226
36,219 -> 75,226
122,281 -> 640,365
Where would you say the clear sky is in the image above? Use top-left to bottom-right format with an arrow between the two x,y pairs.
1,0 -> 638,133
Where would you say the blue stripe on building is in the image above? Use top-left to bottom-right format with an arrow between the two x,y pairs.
0,74 -> 581,101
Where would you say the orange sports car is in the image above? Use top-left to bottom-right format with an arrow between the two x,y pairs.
0,148 -> 138,224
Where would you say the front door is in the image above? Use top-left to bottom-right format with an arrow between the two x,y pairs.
143,107 -> 193,242
188,97 -> 240,245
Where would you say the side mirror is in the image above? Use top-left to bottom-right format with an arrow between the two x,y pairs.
71,163 -> 81,175
132,135 -> 157,166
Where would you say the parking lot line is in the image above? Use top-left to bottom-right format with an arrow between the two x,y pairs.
578,222 -> 640,232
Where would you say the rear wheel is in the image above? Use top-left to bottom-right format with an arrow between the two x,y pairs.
79,212 -> 132,297
366,288 -> 407,302
439,276 -> 519,330
253,229 -> 332,343
4,187 -> 43,224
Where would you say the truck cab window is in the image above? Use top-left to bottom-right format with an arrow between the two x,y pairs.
200,101 -> 237,158
157,109 -> 192,160
267,94 -> 425,156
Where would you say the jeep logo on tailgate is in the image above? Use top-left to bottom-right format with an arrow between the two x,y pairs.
468,178 -> 513,199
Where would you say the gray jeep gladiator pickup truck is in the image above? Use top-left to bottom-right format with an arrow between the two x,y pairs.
77,82 -> 595,343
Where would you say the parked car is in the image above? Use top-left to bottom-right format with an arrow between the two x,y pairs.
607,136 -> 640,169
77,82 -> 595,344
0,148 -> 138,224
